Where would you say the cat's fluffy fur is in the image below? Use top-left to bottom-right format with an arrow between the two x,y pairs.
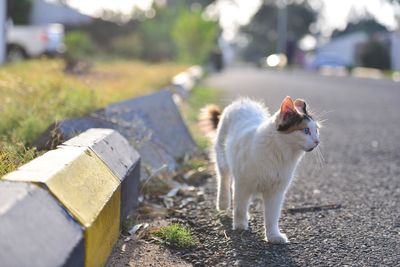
202,96 -> 320,244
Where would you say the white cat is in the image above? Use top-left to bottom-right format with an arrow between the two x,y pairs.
201,96 -> 320,244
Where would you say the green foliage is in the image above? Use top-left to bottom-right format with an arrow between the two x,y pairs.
0,141 -> 38,176
172,10 -> 218,64
241,2 -> 316,61
7,0 -> 32,25
360,38 -> 391,70
110,33 -> 144,59
64,31 -> 97,60
62,2 -> 219,63
138,5 -> 180,61
154,223 -> 196,248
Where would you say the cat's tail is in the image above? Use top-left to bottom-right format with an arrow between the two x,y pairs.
199,104 -> 222,135
200,104 -> 231,210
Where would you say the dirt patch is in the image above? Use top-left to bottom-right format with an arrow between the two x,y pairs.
107,239 -> 190,267
106,153 -> 351,267
106,164 -> 300,267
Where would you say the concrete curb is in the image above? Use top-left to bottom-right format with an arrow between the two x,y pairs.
35,90 -> 197,181
1,129 -> 140,267
170,65 -> 204,105
172,65 -> 203,92
0,65 -> 203,267
0,181 -> 84,267
62,128 -> 141,223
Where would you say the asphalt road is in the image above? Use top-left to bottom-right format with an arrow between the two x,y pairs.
203,66 -> 400,266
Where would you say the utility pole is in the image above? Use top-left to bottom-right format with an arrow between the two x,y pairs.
277,1 -> 287,55
0,0 -> 5,64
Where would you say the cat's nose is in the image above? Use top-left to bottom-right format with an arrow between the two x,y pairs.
314,140 -> 320,146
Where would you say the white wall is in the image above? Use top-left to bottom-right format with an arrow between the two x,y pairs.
316,32 -> 368,67
391,31 -> 400,71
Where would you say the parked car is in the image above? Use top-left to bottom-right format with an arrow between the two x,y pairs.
6,22 -> 65,62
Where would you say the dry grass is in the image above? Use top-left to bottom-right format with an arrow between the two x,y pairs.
0,59 -> 187,175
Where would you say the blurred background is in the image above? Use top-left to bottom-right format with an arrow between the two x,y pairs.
2,0 -> 400,73
1,0 -> 400,176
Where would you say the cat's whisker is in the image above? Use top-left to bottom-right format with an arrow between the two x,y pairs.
315,109 -> 335,119
316,146 -> 326,168
311,109 -> 335,129
312,149 -> 323,169
318,118 -> 329,124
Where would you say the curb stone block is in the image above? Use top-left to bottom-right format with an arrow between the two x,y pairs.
172,72 -> 195,91
104,90 -> 196,161
187,65 -> 204,81
34,90 -> 195,181
0,181 -> 84,267
3,146 -> 121,267
62,128 -> 141,222
170,84 -> 190,100
35,117 -> 118,150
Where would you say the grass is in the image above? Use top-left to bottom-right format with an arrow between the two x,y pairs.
0,59 -> 187,176
0,142 -> 39,175
154,223 -> 196,248
182,86 -> 221,150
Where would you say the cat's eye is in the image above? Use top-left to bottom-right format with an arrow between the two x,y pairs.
303,128 -> 310,135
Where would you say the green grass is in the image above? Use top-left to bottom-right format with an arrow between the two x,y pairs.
0,59 -> 187,176
182,86 -> 221,150
181,157 -> 208,172
154,223 -> 196,248
0,142 -> 39,176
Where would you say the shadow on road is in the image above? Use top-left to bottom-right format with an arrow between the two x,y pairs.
217,213 -> 298,267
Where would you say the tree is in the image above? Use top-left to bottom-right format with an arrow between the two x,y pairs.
360,35 -> 391,70
7,0 -> 32,24
240,1 -> 316,62
138,4 -> 180,61
172,10 -> 218,64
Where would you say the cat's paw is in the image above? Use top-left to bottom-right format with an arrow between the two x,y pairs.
266,233 -> 289,244
232,221 -> 248,230
217,202 -> 229,211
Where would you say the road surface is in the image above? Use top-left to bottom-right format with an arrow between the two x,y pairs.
202,66 -> 400,266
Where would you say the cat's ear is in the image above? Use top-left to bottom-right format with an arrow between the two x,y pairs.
294,98 -> 307,115
280,96 -> 296,117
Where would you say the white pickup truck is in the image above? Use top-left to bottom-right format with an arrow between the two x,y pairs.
6,23 -> 65,61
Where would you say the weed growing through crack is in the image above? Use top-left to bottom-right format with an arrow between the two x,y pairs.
154,223 -> 196,248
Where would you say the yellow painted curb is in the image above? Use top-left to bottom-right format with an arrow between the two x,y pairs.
4,146 -> 121,267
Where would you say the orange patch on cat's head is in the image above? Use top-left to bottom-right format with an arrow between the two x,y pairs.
276,96 -> 312,133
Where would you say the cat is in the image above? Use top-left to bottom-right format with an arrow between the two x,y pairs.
201,96 -> 320,244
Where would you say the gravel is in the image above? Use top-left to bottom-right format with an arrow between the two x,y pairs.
108,67 -> 400,266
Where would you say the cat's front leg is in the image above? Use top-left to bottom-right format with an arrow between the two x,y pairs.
262,190 -> 289,244
232,184 -> 251,230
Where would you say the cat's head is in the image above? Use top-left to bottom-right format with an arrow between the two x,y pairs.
276,96 -> 320,152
